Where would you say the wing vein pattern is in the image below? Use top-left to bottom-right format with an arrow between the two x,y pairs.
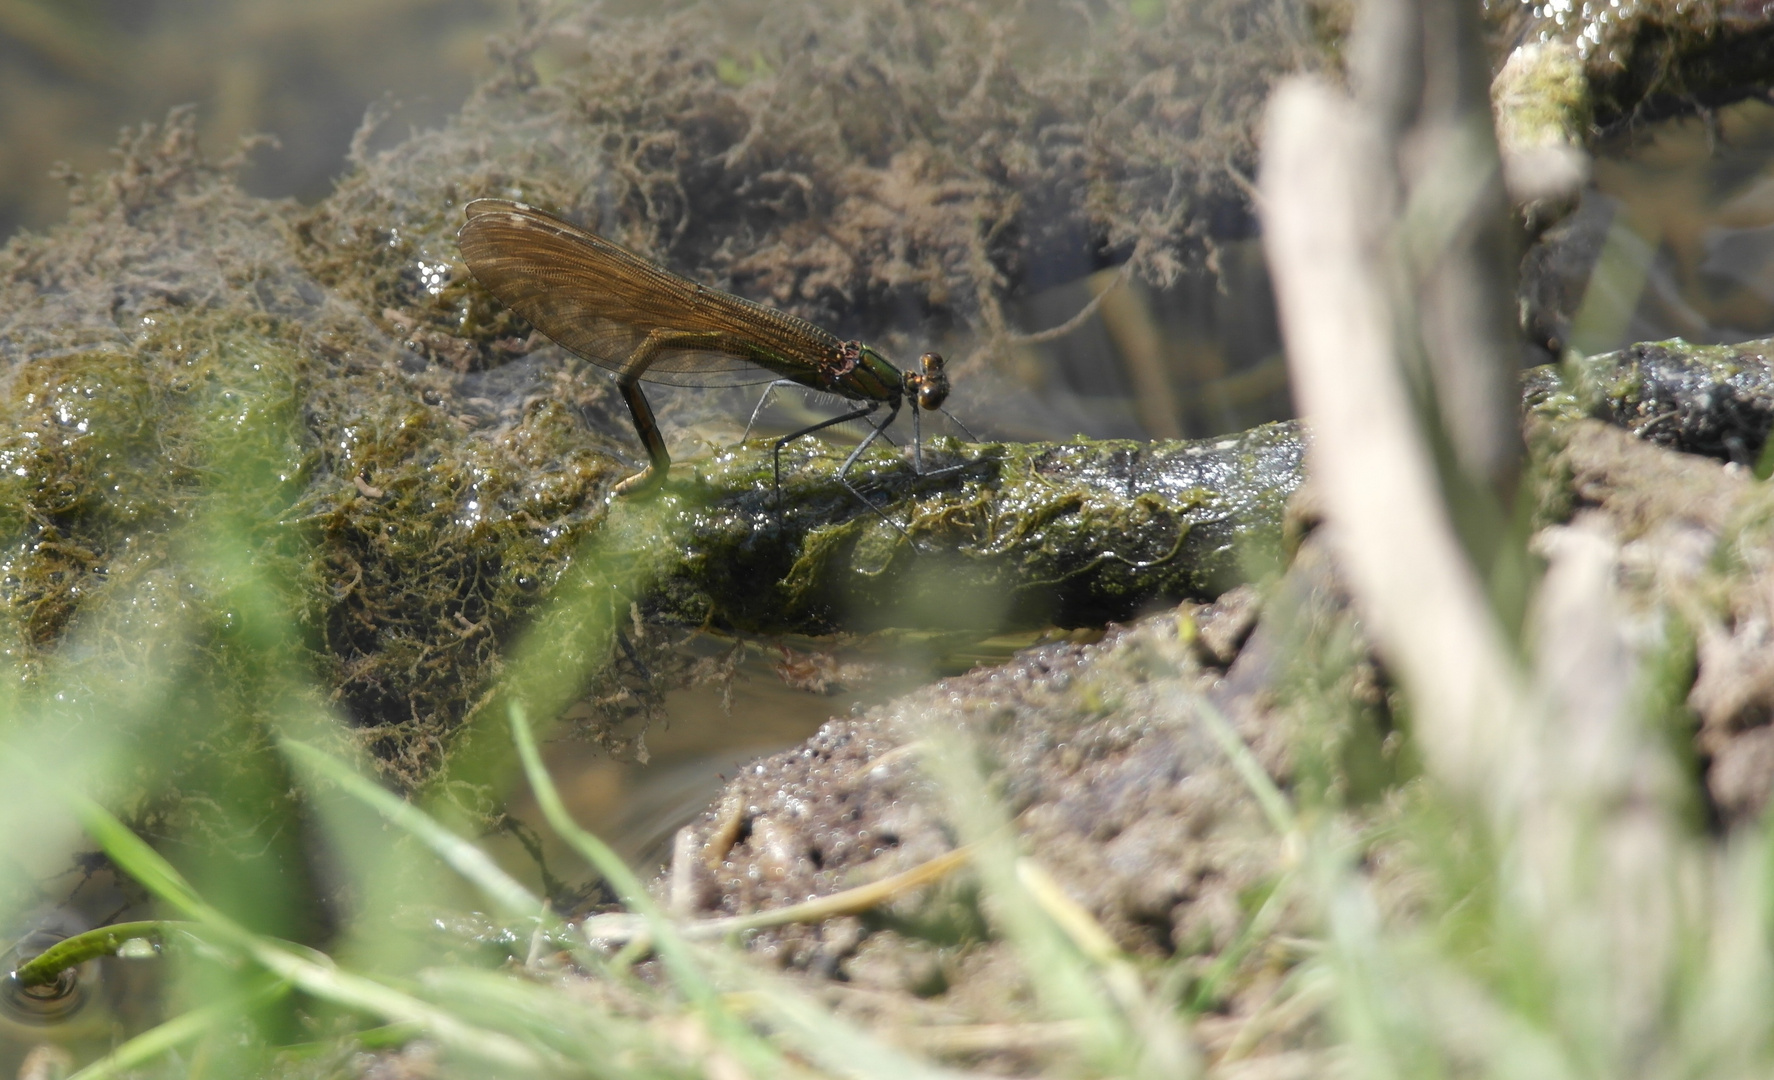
458,200 -> 848,389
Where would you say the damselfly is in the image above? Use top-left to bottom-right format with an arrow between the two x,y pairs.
457,200 -> 955,509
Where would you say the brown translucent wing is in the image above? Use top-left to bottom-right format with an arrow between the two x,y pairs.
458,199 -> 846,389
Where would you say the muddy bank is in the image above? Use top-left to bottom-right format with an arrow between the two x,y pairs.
636,583 -> 1346,1072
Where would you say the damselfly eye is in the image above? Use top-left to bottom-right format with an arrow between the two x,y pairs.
915,353 -> 949,410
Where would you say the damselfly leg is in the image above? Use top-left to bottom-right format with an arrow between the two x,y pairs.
738,376 -> 978,542
757,399 -> 912,538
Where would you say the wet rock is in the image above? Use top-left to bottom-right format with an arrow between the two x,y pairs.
1536,416 -> 1774,827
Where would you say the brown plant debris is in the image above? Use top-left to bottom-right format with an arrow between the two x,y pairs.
298,0 -> 1321,371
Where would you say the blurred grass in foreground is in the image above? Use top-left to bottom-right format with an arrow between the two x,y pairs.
0,325 -> 1262,1078
13,4 -> 1774,1077
8,188 -> 1774,1080
14,298 -> 1771,1080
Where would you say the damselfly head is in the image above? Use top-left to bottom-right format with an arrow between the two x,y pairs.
908,352 -> 949,411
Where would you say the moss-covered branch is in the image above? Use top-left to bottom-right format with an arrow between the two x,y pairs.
10,921 -> 177,988
602,423 -> 1305,634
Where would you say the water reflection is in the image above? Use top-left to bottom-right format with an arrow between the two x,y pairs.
1533,99 -> 1774,355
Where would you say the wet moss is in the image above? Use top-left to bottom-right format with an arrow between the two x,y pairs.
0,317 -> 611,778
1487,0 -> 1774,133
1493,42 -> 1592,152
0,114 -> 632,785
0,328 -> 305,661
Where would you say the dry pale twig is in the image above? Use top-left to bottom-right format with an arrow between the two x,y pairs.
582,847 -> 972,948
1258,77 -> 1528,799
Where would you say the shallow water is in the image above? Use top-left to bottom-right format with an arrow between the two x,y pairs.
1539,99 -> 1774,355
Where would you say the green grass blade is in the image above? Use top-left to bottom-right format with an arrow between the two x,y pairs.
66,978 -> 291,1080
417,966 -> 689,1077
72,789 -> 217,923
509,702 -> 786,1073
706,954 -> 974,1080
66,785 -> 554,1072
280,736 -> 548,923
1190,693 -> 1298,836
917,724 -> 1189,1076
508,703 -> 701,985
